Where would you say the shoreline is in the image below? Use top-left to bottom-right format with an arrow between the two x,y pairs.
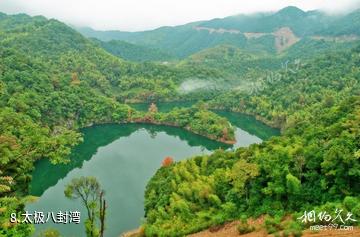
82,119 -> 237,145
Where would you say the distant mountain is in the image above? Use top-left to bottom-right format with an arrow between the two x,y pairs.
197,6 -> 327,36
0,14 -> 93,56
178,45 -> 275,77
74,26 -> 137,42
76,6 -> 360,59
0,12 -> 195,102
91,38 -> 174,62
317,9 -> 360,36
77,22 -> 256,58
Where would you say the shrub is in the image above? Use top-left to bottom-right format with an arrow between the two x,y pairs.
343,196 -> 358,211
264,216 -> 282,234
293,230 -> 303,237
351,204 -> 360,223
237,220 -> 255,234
282,230 -> 290,237
282,220 -> 303,237
162,156 -> 174,167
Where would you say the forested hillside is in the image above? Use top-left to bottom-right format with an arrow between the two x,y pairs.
77,7 -> 360,59
0,13 -> 202,102
317,9 -> 360,36
143,46 -> 360,236
1,6 -> 360,237
0,13 -> 235,236
91,38 -> 174,62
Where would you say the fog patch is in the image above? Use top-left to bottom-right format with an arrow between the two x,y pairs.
177,78 -> 256,94
178,79 -> 214,93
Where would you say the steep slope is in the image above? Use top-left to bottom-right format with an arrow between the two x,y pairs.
177,36 -> 358,83
1,13 -> 208,102
0,14 -> 136,236
198,6 -> 330,37
91,38 -> 174,62
143,45 -> 360,237
77,7 -> 360,59
317,9 -> 360,36
0,13 -> 238,236
78,22 -> 270,58
178,45 -> 279,77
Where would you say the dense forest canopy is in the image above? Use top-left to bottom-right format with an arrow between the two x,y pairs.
0,6 -> 359,237
0,12 -> 236,236
77,6 -> 360,58
144,45 -> 360,236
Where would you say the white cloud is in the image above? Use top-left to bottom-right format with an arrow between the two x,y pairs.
0,0 -> 359,31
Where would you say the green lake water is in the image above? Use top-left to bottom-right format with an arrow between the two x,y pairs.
26,107 -> 279,237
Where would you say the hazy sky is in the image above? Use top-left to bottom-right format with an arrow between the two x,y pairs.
0,0 -> 359,31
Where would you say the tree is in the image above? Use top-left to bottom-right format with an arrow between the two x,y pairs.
99,191 -> 106,237
0,170 -> 13,194
230,160 -> 259,198
0,169 -> 34,236
64,176 -> 107,237
286,173 -> 301,195
162,156 -> 174,167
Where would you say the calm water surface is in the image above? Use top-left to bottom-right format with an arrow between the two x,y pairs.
27,107 -> 278,237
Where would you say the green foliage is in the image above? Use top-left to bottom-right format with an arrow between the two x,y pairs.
199,6 -> 318,36
143,45 -> 360,235
78,7 -> 360,58
93,39 -> 174,62
159,105 -> 236,142
0,13 -> 235,219
64,176 -> 106,237
0,197 -> 34,237
264,216 -> 282,234
343,196 -> 359,211
352,204 -> 360,222
286,173 -> 301,195
282,220 -> 303,237
237,220 -> 255,234
318,10 -> 360,36
179,45 -> 260,77
37,228 -> 62,237
0,13 -> 161,236
263,217 -> 303,237
1,9 -> 360,237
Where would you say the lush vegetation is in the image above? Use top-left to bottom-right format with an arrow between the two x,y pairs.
143,46 -> 360,236
209,46 -> 360,129
199,6 -> 329,36
1,6 -> 360,237
0,12 -> 235,236
92,38 -> 174,62
64,176 -> 106,237
78,7 -> 360,59
130,103 -> 236,144
0,12 -> 219,103
317,9 -> 360,36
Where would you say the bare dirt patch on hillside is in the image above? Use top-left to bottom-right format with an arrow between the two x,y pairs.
273,27 -> 300,52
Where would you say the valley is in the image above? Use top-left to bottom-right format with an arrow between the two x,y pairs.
0,4 -> 359,237
27,110 -> 277,237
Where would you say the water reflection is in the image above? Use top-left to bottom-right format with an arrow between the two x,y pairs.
30,124 -> 230,196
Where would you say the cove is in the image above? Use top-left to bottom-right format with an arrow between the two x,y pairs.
26,112 -> 278,237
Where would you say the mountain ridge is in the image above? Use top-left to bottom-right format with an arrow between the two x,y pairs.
74,6 -> 360,58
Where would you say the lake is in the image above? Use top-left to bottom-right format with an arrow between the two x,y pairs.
27,108 -> 278,237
